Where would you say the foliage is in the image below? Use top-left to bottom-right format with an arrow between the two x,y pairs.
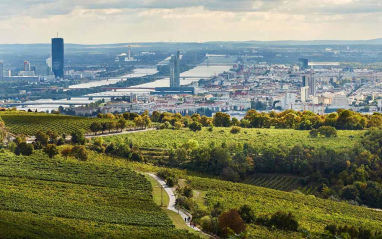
218,209 -> 247,237
0,151 -> 199,239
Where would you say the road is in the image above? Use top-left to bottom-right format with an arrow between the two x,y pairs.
147,173 -> 201,232
85,128 -> 156,138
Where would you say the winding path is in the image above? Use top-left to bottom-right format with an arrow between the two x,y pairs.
147,173 -> 201,232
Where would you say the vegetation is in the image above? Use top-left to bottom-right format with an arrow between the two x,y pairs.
0,151 -> 199,238
0,111 -> 118,135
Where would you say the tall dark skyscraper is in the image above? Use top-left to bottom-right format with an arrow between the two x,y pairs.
52,38 -> 64,78
170,51 -> 180,88
298,58 -> 309,70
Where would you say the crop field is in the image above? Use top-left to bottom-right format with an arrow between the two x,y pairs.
0,151 -> 199,239
0,111 -> 116,135
108,127 -> 364,151
188,176 -> 382,237
243,174 -> 317,193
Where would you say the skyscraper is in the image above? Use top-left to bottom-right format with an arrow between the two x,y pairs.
0,61 -> 3,81
52,38 -> 64,78
302,75 -> 316,96
170,51 -> 180,88
298,58 -> 309,70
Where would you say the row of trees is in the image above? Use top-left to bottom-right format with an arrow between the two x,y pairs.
148,109 -> 382,131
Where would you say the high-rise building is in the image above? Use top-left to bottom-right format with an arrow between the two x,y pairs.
52,38 -> 64,78
0,61 -> 3,81
298,58 -> 309,70
301,86 -> 309,102
170,51 -> 180,88
24,61 -> 31,71
302,75 -> 316,96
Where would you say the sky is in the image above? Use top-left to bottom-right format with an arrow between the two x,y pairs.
0,0 -> 381,44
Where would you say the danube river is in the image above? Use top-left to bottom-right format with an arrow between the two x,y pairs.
17,65 -> 232,112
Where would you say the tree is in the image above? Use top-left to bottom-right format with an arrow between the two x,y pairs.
71,145 -> 89,161
142,115 -> 152,129
116,119 -> 127,132
71,129 -> 86,145
189,122 -> 202,132
238,205 -> 255,224
15,142 -> 34,156
44,144 -> 59,158
134,116 -> 144,129
218,209 -> 246,237
318,126 -> 337,138
213,112 -> 231,127
61,146 -> 73,159
90,122 -> 102,135
46,130 -> 59,144
35,130 -> 49,146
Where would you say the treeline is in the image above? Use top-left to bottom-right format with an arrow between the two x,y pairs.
148,109 -> 382,132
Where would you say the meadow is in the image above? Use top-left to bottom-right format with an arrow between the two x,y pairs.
0,151 -> 199,239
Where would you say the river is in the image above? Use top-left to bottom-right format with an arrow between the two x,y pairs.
17,65 -> 232,112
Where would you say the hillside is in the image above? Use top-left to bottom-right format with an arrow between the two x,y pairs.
187,176 -> 382,238
0,151 -> 199,239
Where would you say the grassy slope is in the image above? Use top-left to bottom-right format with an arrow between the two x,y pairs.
0,151 -> 199,239
107,127 -> 364,150
188,176 -> 382,237
71,153 -> 382,238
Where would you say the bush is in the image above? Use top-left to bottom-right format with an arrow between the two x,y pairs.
71,145 -> 89,161
166,177 -> 178,187
238,205 -> 256,224
15,142 -> 34,156
309,129 -> 319,138
318,126 -> 337,138
230,126 -> 241,134
256,211 -> 299,232
189,122 -> 202,132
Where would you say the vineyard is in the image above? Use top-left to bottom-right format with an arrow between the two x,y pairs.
188,176 -> 382,237
0,111 -> 117,135
108,127 -> 364,151
243,174 -> 317,193
0,151 -> 200,239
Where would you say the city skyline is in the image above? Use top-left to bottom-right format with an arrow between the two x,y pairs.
0,0 -> 381,44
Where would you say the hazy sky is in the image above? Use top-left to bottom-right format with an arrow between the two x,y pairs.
0,0 -> 381,44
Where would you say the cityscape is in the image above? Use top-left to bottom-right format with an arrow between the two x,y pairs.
0,0 -> 382,239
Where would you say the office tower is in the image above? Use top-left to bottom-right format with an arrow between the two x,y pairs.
302,75 -> 316,96
52,38 -> 64,78
298,58 -> 309,70
24,61 -> 31,71
0,61 -> 3,81
169,51 -> 180,88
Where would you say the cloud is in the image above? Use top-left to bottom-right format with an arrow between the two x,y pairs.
0,0 -> 380,43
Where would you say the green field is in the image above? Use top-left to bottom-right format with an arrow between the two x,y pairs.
0,111 -> 117,135
188,176 -> 382,238
106,127 -> 364,150
0,151 -> 199,238
243,174 -> 317,193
